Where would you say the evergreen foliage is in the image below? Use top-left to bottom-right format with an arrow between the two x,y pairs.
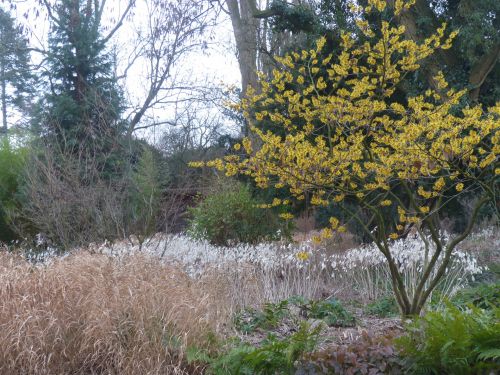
39,0 -> 123,148
0,8 -> 33,133
188,181 -> 290,246
451,282 -> 500,310
188,322 -> 321,375
0,137 -> 27,242
265,0 -> 499,105
365,296 -> 400,318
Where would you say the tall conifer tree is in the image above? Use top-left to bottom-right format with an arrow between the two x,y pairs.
0,8 -> 33,134
42,0 -> 123,147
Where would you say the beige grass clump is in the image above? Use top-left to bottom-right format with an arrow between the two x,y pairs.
0,252 -> 229,375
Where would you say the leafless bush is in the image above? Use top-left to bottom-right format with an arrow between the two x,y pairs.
11,133 -> 203,250
12,143 -> 130,249
0,252 -> 230,374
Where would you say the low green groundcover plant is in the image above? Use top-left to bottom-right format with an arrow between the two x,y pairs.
188,322 -> 322,375
396,304 -> 500,374
233,297 -> 355,334
233,300 -> 290,334
451,282 -> 500,310
304,298 -> 356,327
365,295 -> 400,318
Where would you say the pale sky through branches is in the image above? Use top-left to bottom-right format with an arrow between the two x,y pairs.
5,0 -> 241,143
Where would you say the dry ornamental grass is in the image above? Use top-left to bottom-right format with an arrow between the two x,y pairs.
0,252 -> 229,375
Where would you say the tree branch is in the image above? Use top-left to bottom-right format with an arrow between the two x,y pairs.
469,42 -> 500,102
416,194 -> 489,311
101,0 -> 135,44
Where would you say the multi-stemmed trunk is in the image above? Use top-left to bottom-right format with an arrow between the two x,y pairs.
347,187 -> 490,317
379,195 -> 489,317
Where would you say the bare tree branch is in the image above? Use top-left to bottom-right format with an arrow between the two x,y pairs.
469,42 -> 500,102
123,0 -> 217,135
101,0 -> 135,44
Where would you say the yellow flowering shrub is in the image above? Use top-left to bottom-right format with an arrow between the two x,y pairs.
192,0 -> 499,315
194,3 -> 498,234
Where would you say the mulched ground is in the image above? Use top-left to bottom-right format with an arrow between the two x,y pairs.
235,305 -> 405,348
320,311 -> 404,347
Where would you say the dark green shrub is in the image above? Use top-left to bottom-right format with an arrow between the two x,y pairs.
188,182 -> 289,246
451,282 -> 500,310
0,138 -> 27,242
488,263 -> 500,279
189,322 -> 322,375
298,331 -> 404,374
366,295 -> 400,318
396,304 -> 500,374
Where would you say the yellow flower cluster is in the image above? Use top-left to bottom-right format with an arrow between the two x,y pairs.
296,251 -> 310,261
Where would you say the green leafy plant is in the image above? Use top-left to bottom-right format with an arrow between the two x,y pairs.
298,331 -> 404,374
304,298 -> 355,327
396,304 -> 500,374
451,282 -> 500,310
0,138 -> 27,242
190,322 -> 322,374
366,295 -> 400,318
487,263 -> 500,279
128,145 -> 167,244
233,309 -> 263,334
188,182 -> 289,246
261,300 -> 290,328
233,297 -> 355,334
234,300 -> 290,333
